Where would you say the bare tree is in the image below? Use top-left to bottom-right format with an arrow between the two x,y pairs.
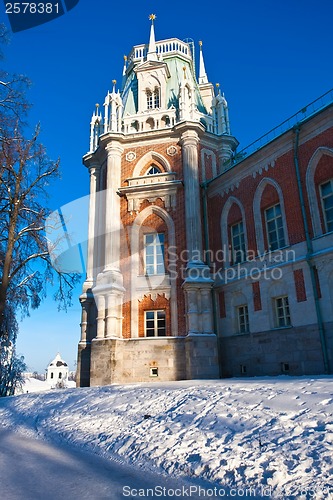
0,24 -> 80,363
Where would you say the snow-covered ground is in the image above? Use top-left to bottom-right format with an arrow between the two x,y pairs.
1,376 -> 333,499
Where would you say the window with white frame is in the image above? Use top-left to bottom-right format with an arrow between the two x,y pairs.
274,296 -> 291,328
144,233 -> 165,275
146,90 -> 153,109
146,88 -> 160,110
145,310 -> 166,337
265,203 -> 286,251
320,180 -> 333,233
237,305 -> 249,334
153,88 -> 160,108
231,221 -> 246,264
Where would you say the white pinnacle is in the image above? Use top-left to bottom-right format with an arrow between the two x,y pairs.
198,41 -> 208,85
147,14 -> 158,61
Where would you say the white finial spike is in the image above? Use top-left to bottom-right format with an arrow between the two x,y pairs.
122,55 -> 127,76
198,41 -> 208,85
147,14 -> 158,61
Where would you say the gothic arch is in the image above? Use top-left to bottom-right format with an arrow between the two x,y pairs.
220,196 -> 248,266
306,147 -> 333,237
132,151 -> 172,178
130,205 -> 178,338
253,177 -> 289,254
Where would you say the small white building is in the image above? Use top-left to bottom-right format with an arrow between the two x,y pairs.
46,353 -> 69,388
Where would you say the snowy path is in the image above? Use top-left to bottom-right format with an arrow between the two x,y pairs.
0,430 -> 214,500
1,377 -> 333,498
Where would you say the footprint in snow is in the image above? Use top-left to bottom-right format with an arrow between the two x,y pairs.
320,399 -> 332,406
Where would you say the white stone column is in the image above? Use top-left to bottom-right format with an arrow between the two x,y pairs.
106,294 -> 117,337
86,164 -> 100,283
96,294 -> 106,339
180,129 -> 203,262
104,141 -> 123,274
201,288 -> 213,333
186,288 -> 199,334
92,140 -> 125,340
79,297 -> 89,343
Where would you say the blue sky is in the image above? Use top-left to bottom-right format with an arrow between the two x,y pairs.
1,0 -> 333,372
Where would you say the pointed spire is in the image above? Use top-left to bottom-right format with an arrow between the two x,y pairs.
147,14 -> 158,61
198,40 -> 208,85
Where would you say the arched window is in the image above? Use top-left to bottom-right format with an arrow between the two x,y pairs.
146,164 -> 161,175
146,88 -> 160,110
320,179 -> 333,233
306,147 -> 333,236
253,178 -> 288,254
221,197 -> 248,266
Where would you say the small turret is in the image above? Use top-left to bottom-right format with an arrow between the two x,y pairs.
212,83 -> 230,135
197,40 -> 215,116
89,103 -> 102,152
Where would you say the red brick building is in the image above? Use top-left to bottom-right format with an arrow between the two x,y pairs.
77,18 -> 333,386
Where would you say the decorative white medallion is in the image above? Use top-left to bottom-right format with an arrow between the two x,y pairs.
126,151 -> 136,162
166,145 -> 177,156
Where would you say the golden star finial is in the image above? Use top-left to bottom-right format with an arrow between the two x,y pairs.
216,83 -> 220,88
124,55 -> 127,61
112,79 -> 117,85
199,40 -> 203,47
149,14 -> 156,22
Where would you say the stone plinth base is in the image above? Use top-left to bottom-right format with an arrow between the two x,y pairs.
89,337 -> 187,386
76,342 -> 91,387
185,334 -> 220,379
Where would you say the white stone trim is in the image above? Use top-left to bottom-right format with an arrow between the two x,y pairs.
119,172 -> 182,213
253,177 -> 289,255
306,147 -> 333,237
132,150 -> 172,177
201,148 -> 217,182
126,151 -> 136,162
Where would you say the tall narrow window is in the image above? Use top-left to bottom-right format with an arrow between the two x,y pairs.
144,233 -> 165,275
153,88 -> 160,108
237,305 -> 249,334
231,221 -> 246,264
145,310 -> 166,337
146,90 -> 153,109
265,203 -> 286,251
320,180 -> 333,233
274,296 -> 291,328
